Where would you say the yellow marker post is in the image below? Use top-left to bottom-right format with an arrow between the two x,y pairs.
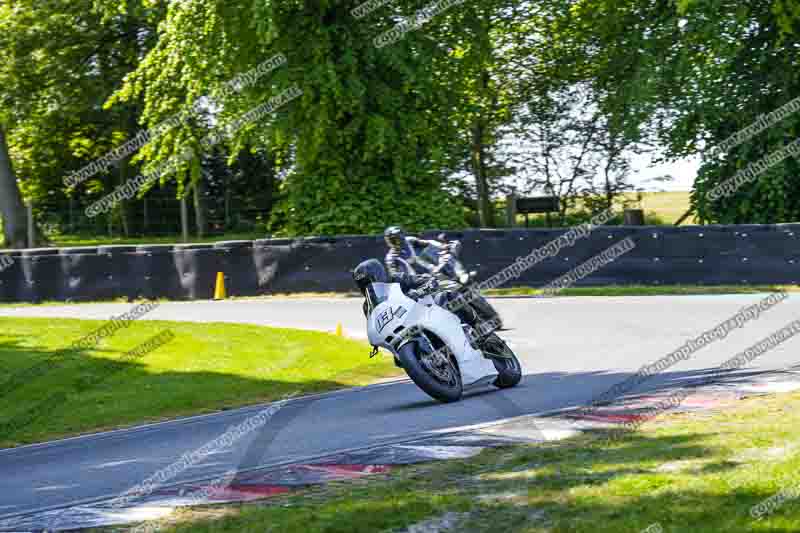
336,323 -> 343,337
214,272 -> 227,300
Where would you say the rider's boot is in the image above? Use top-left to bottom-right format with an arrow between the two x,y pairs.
457,306 -> 497,350
469,295 -> 505,331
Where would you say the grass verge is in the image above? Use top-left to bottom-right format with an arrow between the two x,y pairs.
119,390 -> 800,533
44,232 -> 265,248
0,297 -> 168,308
0,317 -> 399,448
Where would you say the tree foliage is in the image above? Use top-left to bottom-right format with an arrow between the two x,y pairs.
3,0 -> 800,245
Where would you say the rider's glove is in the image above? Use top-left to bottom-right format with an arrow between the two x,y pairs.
408,277 -> 439,299
423,276 -> 440,293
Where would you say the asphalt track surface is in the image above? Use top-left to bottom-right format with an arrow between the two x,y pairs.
1,294 -> 799,523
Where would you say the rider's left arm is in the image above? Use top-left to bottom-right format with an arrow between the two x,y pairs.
393,271 -> 438,298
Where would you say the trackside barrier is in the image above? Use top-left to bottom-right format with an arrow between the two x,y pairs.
0,225 -> 798,303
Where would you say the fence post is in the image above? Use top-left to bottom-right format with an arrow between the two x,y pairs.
180,195 -> 189,243
506,193 -> 517,228
623,208 -> 645,226
68,195 -> 74,233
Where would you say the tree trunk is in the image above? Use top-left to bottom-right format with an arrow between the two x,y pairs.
604,147 -> 614,211
224,174 -> 231,229
119,156 -> 131,237
143,197 -> 149,233
193,180 -> 208,238
68,195 -> 75,234
468,9 -> 495,229
0,126 -> 28,248
264,151 -> 276,219
26,202 -> 35,248
180,195 -> 189,242
472,119 -> 492,228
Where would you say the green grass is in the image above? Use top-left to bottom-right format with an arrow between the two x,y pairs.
485,285 -> 800,297
123,390 -> 800,533
45,232 -> 265,248
0,317 -> 400,448
0,297 -> 169,308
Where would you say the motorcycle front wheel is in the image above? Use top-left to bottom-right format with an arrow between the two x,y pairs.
397,339 -> 463,403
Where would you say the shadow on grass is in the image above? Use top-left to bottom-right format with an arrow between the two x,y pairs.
0,335 -> 391,449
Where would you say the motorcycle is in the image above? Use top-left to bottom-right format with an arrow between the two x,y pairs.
361,272 -> 522,403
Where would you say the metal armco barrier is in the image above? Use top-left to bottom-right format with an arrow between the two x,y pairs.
0,224 -> 798,303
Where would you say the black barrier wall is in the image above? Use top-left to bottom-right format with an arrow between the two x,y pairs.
1,224 -> 798,303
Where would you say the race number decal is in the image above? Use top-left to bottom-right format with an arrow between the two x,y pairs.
377,306 -> 407,332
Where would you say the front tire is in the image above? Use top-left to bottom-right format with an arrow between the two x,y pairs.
397,340 -> 463,403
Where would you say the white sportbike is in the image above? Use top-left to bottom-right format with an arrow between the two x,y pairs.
363,281 -> 522,402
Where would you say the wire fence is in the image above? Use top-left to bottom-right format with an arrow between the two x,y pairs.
27,180 -> 275,245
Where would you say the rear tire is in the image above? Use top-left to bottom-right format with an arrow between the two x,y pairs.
483,334 -> 522,388
397,340 -> 463,403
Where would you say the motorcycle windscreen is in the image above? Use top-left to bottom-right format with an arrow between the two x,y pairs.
365,282 -> 392,314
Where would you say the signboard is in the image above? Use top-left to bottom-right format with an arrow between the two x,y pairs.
516,196 -> 560,214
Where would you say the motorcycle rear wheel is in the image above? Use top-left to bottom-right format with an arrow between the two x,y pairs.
483,333 -> 522,388
397,339 -> 463,403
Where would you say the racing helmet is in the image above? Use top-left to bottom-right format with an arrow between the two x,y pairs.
383,226 -> 406,249
352,259 -> 389,295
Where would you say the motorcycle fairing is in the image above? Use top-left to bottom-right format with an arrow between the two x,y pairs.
366,283 -> 498,386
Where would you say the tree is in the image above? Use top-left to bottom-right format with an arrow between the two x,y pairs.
0,0 -> 166,241
109,0 -> 469,236
0,127 -> 27,247
553,0 -> 800,223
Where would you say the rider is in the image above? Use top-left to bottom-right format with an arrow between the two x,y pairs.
383,226 -> 446,278
383,226 -> 502,333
